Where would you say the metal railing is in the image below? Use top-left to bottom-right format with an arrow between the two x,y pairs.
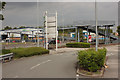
0,53 -> 13,62
88,27 -> 118,40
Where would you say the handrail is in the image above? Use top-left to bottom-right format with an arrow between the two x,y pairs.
0,53 -> 13,62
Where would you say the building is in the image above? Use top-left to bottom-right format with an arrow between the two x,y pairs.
0,27 -> 44,42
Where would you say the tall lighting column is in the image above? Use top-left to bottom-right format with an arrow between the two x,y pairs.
95,0 -> 98,51
62,13 -> 64,42
37,0 -> 40,47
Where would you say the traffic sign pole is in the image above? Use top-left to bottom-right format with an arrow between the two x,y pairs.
56,12 -> 58,51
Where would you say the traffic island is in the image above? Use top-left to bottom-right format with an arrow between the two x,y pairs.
76,48 -> 107,77
76,62 -> 107,77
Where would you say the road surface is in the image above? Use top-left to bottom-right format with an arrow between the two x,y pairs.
2,50 -> 78,78
2,45 -> 118,78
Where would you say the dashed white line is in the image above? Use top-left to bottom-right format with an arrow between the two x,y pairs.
107,62 -> 118,65
55,54 -> 63,56
30,60 -> 52,70
14,76 -> 18,78
59,54 -> 63,55
106,53 -> 114,56
76,74 -> 79,80
30,64 -> 40,70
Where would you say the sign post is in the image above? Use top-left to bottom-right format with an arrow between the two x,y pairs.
44,11 -> 58,50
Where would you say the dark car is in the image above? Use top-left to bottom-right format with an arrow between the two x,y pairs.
48,39 -> 59,44
91,39 -> 96,42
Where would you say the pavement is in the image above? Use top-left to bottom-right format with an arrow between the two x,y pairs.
2,45 -> 119,78
103,45 -> 118,78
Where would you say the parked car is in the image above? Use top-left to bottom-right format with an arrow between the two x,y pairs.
48,39 -> 59,44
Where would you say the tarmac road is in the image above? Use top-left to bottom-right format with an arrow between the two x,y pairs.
2,50 -> 78,78
2,45 -> 119,78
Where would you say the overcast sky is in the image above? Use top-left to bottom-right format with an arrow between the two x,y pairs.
2,0 -> 120,2
2,1 -> 118,31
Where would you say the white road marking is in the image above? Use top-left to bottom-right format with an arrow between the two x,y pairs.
106,53 -> 114,56
76,74 -> 79,80
59,54 -> 63,55
76,74 -> 79,77
107,62 -> 118,65
14,76 -> 18,78
30,60 -> 52,70
113,50 -> 118,51
55,54 -> 63,56
111,53 -> 114,55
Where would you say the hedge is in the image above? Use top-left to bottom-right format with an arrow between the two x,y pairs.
10,47 -> 49,58
1,49 -> 11,55
66,42 -> 90,48
78,48 -> 107,72
1,47 -> 49,57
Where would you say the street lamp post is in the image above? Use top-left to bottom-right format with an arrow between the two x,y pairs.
95,0 -> 98,51
45,11 -> 48,49
56,12 -> 58,51
37,0 -> 39,47
62,13 -> 64,42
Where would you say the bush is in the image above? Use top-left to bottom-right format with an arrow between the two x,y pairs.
66,42 -> 90,48
78,48 -> 107,72
2,49 -> 11,54
11,47 -> 49,58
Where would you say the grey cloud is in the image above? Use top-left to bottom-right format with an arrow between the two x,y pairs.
2,2 -> 118,31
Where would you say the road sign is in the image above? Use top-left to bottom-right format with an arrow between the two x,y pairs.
88,35 -> 92,42
47,27 -> 56,33
47,23 -> 56,27
47,17 -> 56,22
44,11 -> 58,50
88,35 -> 91,39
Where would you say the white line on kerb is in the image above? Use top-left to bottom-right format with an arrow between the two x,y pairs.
30,60 -> 52,70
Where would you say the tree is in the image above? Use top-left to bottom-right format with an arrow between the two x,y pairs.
19,26 -> 26,29
117,25 -> 120,36
13,27 -> 17,29
23,34 -> 28,40
0,14 -> 4,20
3,26 -> 12,30
79,29 -> 83,40
38,26 -> 43,28
11,33 -> 14,40
0,2 -> 6,10
0,2 -> 6,20
109,29 -> 113,33
113,32 -> 116,35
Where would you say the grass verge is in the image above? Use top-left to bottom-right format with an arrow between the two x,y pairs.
1,47 -> 49,58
